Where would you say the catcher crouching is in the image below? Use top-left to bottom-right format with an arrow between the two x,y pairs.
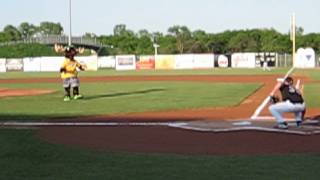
268,77 -> 306,129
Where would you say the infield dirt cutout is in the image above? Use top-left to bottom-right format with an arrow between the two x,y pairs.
0,88 -> 55,98
1,75 -> 320,155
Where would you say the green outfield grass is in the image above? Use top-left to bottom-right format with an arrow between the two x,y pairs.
305,84 -> 320,108
295,68 -> 320,80
0,68 -> 291,79
0,82 -> 260,121
1,129 -> 320,180
0,68 -> 318,81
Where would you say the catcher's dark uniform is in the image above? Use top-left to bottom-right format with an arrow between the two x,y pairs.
269,78 -> 305,128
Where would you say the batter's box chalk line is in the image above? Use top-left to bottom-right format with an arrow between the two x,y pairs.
1,120 -> 320,136
0,121 -> 188,127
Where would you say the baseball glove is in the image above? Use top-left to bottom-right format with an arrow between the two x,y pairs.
270,96 -> 279,104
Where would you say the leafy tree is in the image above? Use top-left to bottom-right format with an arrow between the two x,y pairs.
137,29 -> 151,38
228,31 -> 258,52
208,30 -> 237,54
299,33 -> 320,53
3,25 -> 21,41
168,25 -> 192,53
0,44 -> 57,58
39,22 -> 63,35
158,34 -> 178,54
0,32 -> 11,42
296,26 -> 304,37
18,22 -> 37,39
2,22 -> 320,55
83,32 -> 97,38
113,24 -> 134,37
191,30 -> 210,53
136,35 -> 153,54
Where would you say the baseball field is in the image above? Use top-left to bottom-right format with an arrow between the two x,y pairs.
1,68 -> 320,179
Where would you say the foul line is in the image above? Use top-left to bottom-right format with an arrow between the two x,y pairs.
0,121 -> 189,127
2,121 -> 319,136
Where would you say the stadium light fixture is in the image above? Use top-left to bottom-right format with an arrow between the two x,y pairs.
68,0 -> 72,46
291,13 -> 296,66
153,43 -> 160,56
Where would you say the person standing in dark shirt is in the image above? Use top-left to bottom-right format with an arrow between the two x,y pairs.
268,77 -> 306,129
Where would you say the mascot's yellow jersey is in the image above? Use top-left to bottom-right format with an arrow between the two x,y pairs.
60,58 -> 82,79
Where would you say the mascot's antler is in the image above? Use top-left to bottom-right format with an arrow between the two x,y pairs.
77,47 -> 85,54
54,44 -> 65,53
55,44 -> 85,54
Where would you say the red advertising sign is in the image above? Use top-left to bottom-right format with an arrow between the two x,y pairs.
136,56 -> 155,70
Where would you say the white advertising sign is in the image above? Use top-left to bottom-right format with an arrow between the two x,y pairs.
6,59 -> 23,71
295,48 -> 315,68
175,54 -> 194,69
116,55 -> 136,70
0,59 -> 6,72
76,56 -> 98,71
193,54 -> 214,69
231,53 -> 256,68
98,56 -> 116,68
23,57 -> 41,72
217,55 -> 229,68
40,57 -> 64,72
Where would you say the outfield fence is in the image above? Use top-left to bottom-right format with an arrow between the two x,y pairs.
0,51 -> 318,73
276,53 -> 293,67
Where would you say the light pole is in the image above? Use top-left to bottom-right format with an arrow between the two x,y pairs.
153,43 -> 160,56
68,0 -> 72,46
291,13 -> 296,66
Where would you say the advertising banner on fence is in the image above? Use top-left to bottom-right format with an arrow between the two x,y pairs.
155,55 -> 175,70
175,54 -> 194,69
23,57 -> 41,72
215,54 -> 231,68
295,48 -> 315,68
136,56 -> 155,70
193,54 -> 215,69
231,53 -> 256,68
98,56 -> 116,69
116,55 -> 136,70
40,57 -> 64,72
76,56 -> 98,71
6,59 -> 23,71
0,59 -> 6,72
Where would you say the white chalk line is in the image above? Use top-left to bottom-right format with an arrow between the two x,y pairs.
1,120 -> 319,135
0,121 -> 188,127
251,116 -> 296,121
169,124 -> 313,135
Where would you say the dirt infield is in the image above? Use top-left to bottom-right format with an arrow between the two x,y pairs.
0,88 -> 55,98
2,75 -> 320,155
37,126 -> 320,156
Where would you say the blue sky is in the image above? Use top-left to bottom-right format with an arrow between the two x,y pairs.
1,0 -> 319,36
